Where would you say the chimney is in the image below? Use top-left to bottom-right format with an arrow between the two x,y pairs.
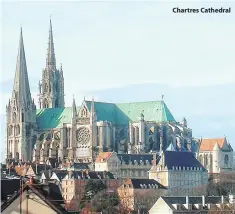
186,196 -> 189,205
30,176 -> 33,184
221,195 -> 224,204
36,163 -> 38,175
48,169 -> 51,178
202,195 -> 205,207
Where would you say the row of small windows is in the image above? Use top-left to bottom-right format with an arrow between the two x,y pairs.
172,166 -> 202,171
8,125 -> 20,136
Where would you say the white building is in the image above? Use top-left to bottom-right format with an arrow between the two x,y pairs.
198,137 -> 234,174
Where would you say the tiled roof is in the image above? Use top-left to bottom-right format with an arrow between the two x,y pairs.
199,138 -> 225,151
68,171 -> 115,179
163,151 -> 206,171
36,100 -> 175,129
117,154 -> 154,165
126,179 -> 167,189
95,152 -> 113,162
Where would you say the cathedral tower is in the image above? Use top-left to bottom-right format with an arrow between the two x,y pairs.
39,19 -> 64,108
6,28 -> 36,161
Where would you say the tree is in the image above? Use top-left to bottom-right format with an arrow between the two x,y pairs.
91,190 -> 120,213
80,180 -> 106,209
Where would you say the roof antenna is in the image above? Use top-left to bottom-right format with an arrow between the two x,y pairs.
161,95 -> 164,100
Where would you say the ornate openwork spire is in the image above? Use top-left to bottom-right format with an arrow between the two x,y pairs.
46,18 -> 56,70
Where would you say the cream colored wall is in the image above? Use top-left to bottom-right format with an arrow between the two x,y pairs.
167,169 -> 208,196
149,197 -> 173,214
2,192 -> 57,214
95,162 -> 108,171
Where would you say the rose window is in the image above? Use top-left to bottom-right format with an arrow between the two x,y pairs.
76,127 -> 90,145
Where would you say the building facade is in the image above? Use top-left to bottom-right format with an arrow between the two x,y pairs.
6,20 -> 199,163
94,151 -> 154,178
198,137 -> 234,174
149,151 -> 208,196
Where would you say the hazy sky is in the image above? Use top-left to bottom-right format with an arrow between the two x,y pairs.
1,1 -> 235,159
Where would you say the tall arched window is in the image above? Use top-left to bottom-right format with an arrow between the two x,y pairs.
81,107 -> 87,117
44,83 -> 48,92
205,154 -> 208,166
199,155 -> 203,163
12,112 -> 16,123
224,154 -> 229,165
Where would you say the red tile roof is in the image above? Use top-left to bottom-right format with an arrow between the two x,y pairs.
199,138 -> 225,151
95,152 -> 113,162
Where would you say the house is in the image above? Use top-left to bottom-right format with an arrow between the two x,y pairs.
117,178 -> 167,212
95,152 -> 121,177
198,137 -> 234,174
117,153 -> 155,178
95,151 -> 156,179
61,170 -> 123,212
149,195 -> 232,214
149,151 -> 208,196
1,182 -> 66,214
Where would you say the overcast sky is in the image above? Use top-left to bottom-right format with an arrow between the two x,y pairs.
1,1 -> 235,160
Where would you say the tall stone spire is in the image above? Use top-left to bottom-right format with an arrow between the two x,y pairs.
39,18 -> 65,109
6,28 -> 36,162
12,27 -> 32,108
46,18 -> 56,70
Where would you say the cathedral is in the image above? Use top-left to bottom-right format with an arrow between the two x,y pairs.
5,19 -> 199,163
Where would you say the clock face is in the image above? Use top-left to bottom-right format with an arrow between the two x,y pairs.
76,127 -> 90,145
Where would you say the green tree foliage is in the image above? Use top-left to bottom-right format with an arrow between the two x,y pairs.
80,180 -> 107,209
91,190 -> 119,213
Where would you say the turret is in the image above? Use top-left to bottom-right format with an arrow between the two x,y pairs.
139,112 -> 145,148
182,117 -> 187,127
71,96 -> 77,124
212,142 -> 220,173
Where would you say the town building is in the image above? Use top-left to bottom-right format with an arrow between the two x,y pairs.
61,170 -> 122,212
95,151 -> 156,178
198,137 -> 234,174
1,182 -> 66,214
5,20 -> 199,163
149,151 -> 208,196
149,195 -> 233,214
117,178 -> 167,212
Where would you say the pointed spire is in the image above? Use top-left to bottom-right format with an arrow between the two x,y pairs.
12,28 -> 32,108
46,18 -> 56,70
71,95 -> 77,123
90,97 -> 96,123
60,63 -> 63,77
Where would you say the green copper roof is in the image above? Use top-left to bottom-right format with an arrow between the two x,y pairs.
115,101 -> 175,124
36,100 -> 175,130
85,101 -> 116,123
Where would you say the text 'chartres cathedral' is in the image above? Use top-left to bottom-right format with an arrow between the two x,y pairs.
5,20 -> 199,163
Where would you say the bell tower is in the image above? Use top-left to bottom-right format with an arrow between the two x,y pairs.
39,18 -> 64,109
6,28 -> 36,161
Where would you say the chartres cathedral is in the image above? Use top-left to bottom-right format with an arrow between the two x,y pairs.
5,20 -> 199,163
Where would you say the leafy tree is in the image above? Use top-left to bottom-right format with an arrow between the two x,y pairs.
80,180 -> 106,209
91,190 -> 119,213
